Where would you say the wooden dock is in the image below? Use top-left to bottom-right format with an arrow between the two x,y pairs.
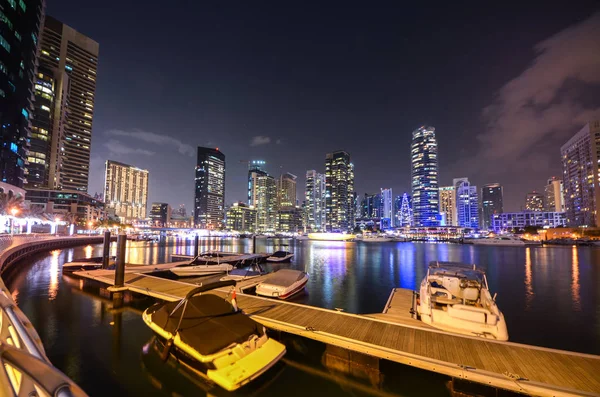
73,268 -> 600,397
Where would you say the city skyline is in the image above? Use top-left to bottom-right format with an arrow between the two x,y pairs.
45,3 -> 600,213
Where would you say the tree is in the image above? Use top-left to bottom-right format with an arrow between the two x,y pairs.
0,191 -> 25,215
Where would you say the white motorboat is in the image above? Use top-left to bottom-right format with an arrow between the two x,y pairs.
357,234 -> 394,243
170,254 -> 234,277
256,269 -> 309,300
471,235 -> 526,246
307,232 -> 355,241
266,250 -> 294,262
220,263 -> 266,281
417,261 -> 508,341
63,256 -> 115,273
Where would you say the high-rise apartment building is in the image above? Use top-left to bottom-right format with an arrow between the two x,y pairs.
150,202 -> 171,227
411,126 -> 439,226
226,202 -> 257,232
0,0 -> 44,187
103,160 -> 148,221
380,188 -> 394,228
325,151 -> 355,231
35,16 -> 99,191
545,177 -> 564,213
480,183 -> 503,230
525,192 -> 544,212
361,193 -> 381,218
194,147 -> 225,229
248,161 -> 277,232
438,186 -> 455,226
277,172 -> 297,208
305,170 -> 326,232
561,121 -> 600,226
454,178 -> 478,228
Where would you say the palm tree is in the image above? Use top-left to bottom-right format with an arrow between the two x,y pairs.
0,191 -> 25,215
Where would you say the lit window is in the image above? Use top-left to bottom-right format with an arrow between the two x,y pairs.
40,105 -> 50,112
0,35 -> 10,52
7,0 -> 15,9
14,31 -> 20,41
18,0 -> 25,11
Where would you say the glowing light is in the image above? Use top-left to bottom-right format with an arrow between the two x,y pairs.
571,246 -> 580,311
49,250 -> 60,300
524,247 -> 534,310
308,232 -> 355,241
84,245 -> 93,259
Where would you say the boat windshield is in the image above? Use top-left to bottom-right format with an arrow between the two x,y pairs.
428,261 -> 485,282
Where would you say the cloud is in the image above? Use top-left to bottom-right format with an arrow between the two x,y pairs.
276,139 -> 282,145
250,135 -> 271,146
104,139 -> 155,156
105,129 -> 195,157
475,13 -> 600,168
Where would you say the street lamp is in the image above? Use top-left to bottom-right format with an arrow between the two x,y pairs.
10,208 -> 18,235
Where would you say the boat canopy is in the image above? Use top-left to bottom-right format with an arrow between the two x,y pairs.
270,251 -> 290,258
263,269 -> 306,287
149,294 -> 263,356
428,261 -> 485,282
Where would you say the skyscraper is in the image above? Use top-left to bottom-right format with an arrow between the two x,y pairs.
305,170 -> 326,232
561,121 -> 600,226
525,192 -> 544,212
194,147 -> 225,229
0,0 -> 44,187
380,188 -> 394,228
545,177 -> 564,213
150,202 -> 171,227
325,151 -> 355,231
361,193 -> 381,218
411,126 -> 439,226
35,16 -> 99,191
277,172 -> 297,208
104,160 -> 149,221
249,172 -> 277,232
438,186 -> 455,226
480,183 -> 503,230
399,193 -> 413,227
454,178 -> 478,228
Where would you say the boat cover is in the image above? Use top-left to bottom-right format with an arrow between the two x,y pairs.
270,251 -> 290,258
264,269 -> 305,287
150,294 -> 263,356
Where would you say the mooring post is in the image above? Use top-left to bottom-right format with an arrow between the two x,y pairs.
253,235 -> 257,254
194,234 -> 199,257
114,233 -> 126,288
102,230 -> 111,269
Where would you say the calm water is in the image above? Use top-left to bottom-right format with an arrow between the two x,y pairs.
4,238 -> 600,396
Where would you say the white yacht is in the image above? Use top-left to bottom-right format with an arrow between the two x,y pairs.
256,269 -> 309,300
417,261 -> 508,341
471,235 -> 526,246
357,234 -> 394,243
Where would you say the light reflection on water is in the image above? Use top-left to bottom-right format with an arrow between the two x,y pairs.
3,238 -> 600,395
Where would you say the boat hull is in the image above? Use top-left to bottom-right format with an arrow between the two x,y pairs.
170,264 -> 234,277
266,254 -> 294,263
256,275 -> 308,299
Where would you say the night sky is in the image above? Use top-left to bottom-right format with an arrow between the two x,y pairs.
48,2 -> 600,212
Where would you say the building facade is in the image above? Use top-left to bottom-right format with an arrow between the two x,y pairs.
194,147 -> 225,229
325,151 -> 355,231
545,177 -> 564,213
361,193 -> 381,219
277,172 -> 296,208
305,170 -> 326,232
103,160 -> 148,222
277,206 -> 303,233
561,121 -> 600,226
149,202 -> 171,227
491,212 -> 566,232
525,192 -> 544,212
380,188 -> 394,228
36,16 -> 99,191
438,186 -> 455,226
248,167 -> 277,232
0,0 -> 44,187
411,126 -> 439,226
454,178 -> 478,228
25,188 -> 105,222
480,183 -> 503,230
226,202 -> 257,232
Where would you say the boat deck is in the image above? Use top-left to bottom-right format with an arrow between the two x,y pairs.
73,268 -> 600,396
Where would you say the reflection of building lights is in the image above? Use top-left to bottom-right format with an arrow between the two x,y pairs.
84,245 -> 93,259
524,247 -> 533,309
49,250 -> 60,300
571,246 -> 580,311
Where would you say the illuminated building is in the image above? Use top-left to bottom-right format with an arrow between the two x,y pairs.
226,202 -> 257,232
525,192 -> 544,212
492,211 -> 566,232
380,188 -> 394,228
25,188 -> 105,222
399,193 -> 413,226
325,151 -> 355,231
480,183 -> 503,230
411,126 -> 439,226
0,0 -> 44,187
248,162 -> 277,232
277,206 -> 303,233
454,178 -> 478,228
103,160 -> 149,222
545,177 -> 564,213
194,147 -> 225,229
305,170 -> 326,232
277,172 -> 297,208
361,193 -> 381,218
561,121 -> 600,226
150,202 -> 171,227
37,16 -> 99,191
438,186 -> 455,226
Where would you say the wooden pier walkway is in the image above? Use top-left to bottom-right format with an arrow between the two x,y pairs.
74,268 -> 600,397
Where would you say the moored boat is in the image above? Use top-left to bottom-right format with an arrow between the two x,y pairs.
471,235 -> 526,246
142,280 -> 286,391
307,232 -> 355,241
266,251 -> 294,262
356,234 -> 394,243
256,269 -> 308,299
417,261 -> 508,341
170,254 -> 234,277
62,256 -> 115,273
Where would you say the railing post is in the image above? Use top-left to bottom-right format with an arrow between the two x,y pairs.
114,233 -> 126,288
102,230 -> 111,269
194,234 -> 199,257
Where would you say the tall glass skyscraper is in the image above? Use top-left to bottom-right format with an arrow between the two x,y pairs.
481,183 -> 503,230
411,126 -> 439,226
380,188 -> 394,228
325,151 -> 355,231
454,178 -> 478,228
194,147 -> 225,229
305,170 -> 326,232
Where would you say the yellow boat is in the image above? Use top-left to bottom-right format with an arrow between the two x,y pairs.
307,232 -> 355,241
142,280 -> 286,391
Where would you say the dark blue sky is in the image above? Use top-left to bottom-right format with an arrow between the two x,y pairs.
48,1 -> 600,212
